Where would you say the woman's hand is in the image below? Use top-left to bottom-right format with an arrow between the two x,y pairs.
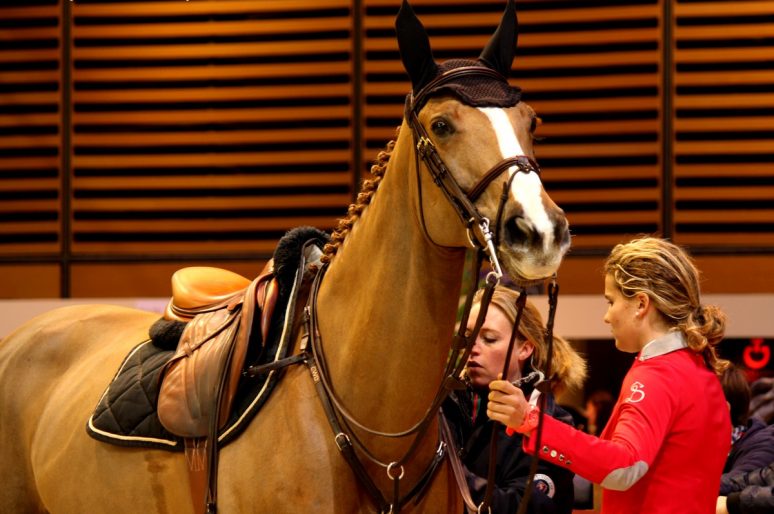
715,496 -> 728,514
487,379 -> 530,429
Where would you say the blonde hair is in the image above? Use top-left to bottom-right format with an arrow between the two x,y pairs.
604,236 -> 728,375
474,286 -> 587,393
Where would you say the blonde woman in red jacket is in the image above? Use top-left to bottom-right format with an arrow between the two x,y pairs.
487,237 -> 731,514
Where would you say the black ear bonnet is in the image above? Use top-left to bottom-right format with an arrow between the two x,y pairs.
395,0 -> 522,112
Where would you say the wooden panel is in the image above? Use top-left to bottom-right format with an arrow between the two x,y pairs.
0,264 -> 60,298
0,2 -> 61,255
672,0 -> 774,248
69,0 -> 354,256
362,0 -> 663,250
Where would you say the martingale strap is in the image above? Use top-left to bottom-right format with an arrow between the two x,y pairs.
515,280 -> 559,514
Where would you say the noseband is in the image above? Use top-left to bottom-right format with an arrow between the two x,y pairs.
405,65 -> 541,280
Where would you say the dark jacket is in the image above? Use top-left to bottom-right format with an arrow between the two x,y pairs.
723,462 -> 774,514
721,418 -> 774,493
443,387 -> 575,514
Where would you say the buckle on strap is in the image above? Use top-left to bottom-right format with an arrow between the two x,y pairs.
335,432 -> 352,451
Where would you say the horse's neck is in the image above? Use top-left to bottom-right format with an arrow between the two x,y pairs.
316,133 -> 466,431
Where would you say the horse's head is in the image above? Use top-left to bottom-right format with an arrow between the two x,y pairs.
396,0 -> 570,281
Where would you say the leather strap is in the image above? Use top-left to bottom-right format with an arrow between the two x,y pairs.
439,414 -> 479,514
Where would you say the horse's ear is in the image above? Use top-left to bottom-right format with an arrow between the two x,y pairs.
395,0 -> 438,94
478,0 -> 518,77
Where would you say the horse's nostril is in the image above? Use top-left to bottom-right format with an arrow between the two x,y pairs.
505,216 -> 538,247
555,217 -> 571,247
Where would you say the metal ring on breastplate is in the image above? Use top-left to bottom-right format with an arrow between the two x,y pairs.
386,462 -> 405,480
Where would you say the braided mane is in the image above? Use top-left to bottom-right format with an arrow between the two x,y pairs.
321,126 -> 401,263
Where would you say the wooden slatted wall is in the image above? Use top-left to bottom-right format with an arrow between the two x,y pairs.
0,2 -> 62,253
673,0 -> 774,248
2,0 -> 355,297
71,1 -> 354,254
0,0 -> 772,298
0,1 -> 63,296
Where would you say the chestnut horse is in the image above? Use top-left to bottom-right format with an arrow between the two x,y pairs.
0,1 -> 569,512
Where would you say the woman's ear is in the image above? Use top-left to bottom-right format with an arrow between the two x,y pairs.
518,339 -> 535,363
635,292 -> 651,315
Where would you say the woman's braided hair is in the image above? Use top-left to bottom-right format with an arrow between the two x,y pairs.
321,126 -> 401,264
604,236 -> 729,375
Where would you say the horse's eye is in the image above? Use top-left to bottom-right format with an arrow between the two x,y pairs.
431,119 -> 454,137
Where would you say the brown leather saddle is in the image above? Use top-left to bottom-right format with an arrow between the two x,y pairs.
157,261 -> 278,438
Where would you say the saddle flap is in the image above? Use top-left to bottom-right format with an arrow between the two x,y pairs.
157,306 -> 242,438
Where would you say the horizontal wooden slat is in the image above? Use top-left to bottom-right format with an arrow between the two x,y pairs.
74,62 -> 352,82
0,6 -> 59,18
553,189 -> 660,203
73,128 -> 351,146
75,18 -> 351,39
72,194 -> 350,210
0,200 -> 59,212
567,212 -> 658,224
73,105 -> 351,124
674,187 -> 774,200
675,24 -> 774,39
676,48 -> 774,64
70,240 -> 298,255
675,210 -> 774,223
674,233 -> 774,246
72,85 -> 349,104
675,141 -> 774,154
0,49 -> 59,64
72,0 -> 349,17
73,40 -> 351,60
675,163 -> 774,177
675,1 -> 774,17
73,173 -> 350,189
73,149 -> 350,167
72,216 -> 340,233
676,117 -> 774,131
675,70 -> 774,87
675,93 -> 774,108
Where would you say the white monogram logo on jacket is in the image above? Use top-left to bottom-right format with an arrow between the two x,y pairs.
625,381 -> 645,403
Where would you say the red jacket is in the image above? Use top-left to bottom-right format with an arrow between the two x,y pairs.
523,332 -> 731,514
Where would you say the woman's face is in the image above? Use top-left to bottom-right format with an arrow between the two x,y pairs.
603,273 -> 641,353
465,303 -> 528,389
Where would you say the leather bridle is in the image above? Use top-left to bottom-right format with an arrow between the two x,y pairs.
301,65 -> 555,513
404,65 -> 541,279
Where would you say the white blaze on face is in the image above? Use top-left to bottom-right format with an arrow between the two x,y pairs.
478,107 -> 554,250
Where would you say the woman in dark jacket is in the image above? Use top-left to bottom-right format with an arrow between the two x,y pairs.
720,364 -> 774,484
442,286 -> 587,513
717,462 -> 774,514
